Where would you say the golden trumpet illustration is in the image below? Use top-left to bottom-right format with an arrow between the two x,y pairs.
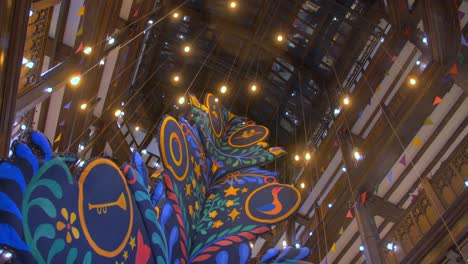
88,193 -> 127,214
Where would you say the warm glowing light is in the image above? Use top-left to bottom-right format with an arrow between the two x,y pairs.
148,20 -> 154,24
354,150 -> 363,161
276,34 -> 284,42
173,12 -> 180,18
25,62 -> 34,69
220,85 -> 227,94
229,1 -> 238,8
29,10 -> 34,17
83,46 -> 92,55
21,124 -> 27,130
99,59 -> 105,65
343,96 -> 350,105
178,96 -> 185,105
300,182 -> 305,189
359,245 -> 364,251
294,154 -> 300,161
70,75 -> 81,86
108,37 -> 115,45
295,243 -> 300,249
305,152 -> 311,160
22,58 -> 28,64
184,45 -> 191,53
80,103 -> 87,110
409,77 -> 417,86
135,126 -> 140,131
250,84 -> 257,92
328,203 -> 333,208
173,75 -> 180,82
114,109 -> 122,117
282,240 -> 287,248
44,87 -> 53,93
215,97 -> 219,102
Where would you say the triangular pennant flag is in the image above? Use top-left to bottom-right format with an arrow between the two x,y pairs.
355,203 -> 360,211
58,120 -> 65,126
413,136 -> 421,147
361,192 -> 367,204
54,133 -> 62,143
410,194 -> 417,202
75,42 -> 83,54
424,117 -> 433,126
77,5 -> 85,16
403,27 -> 410,36
387,171 -> 393,183
133,8 -> 139,17
433,96 -> 443,106
54,147 -> 59,153
400,155 -> 407,166
448,64 -> 459,75
374,183 -> 380,194
462,34 -> 468,47
76,25 -> 83,36
64,101 -> 71,109
323,257 -> 327,264
346,209 -> 353,218
392,55 -> 397,61
376,85 -> 381,91
320,166 -> 325,173
331,243 -> 337,253
339,226 -> 344,235
384,71 -> 390,76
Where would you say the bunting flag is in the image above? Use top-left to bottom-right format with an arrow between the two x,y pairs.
133,8 -> 139,17
323,257 -> 328,264
403,27 -> 410,36
410,194 -> 417,202
392,55 -> 397,61
399,155 -> 407,166
357,111 -> 363,118
77,6 -> 85,16
320,166 -> 325,173
339,226 -> 344,235
387,171 -> 393,183
64,101 -> 71,109
413,136 -> 421,147
448,64 -> 459,75
424,117 -> 433,126
376,85 -> 381,91
374,183 -> 380,194
58,120 -> 65,126
462,34 -> 468,47
76,25 -> 83,37
384,71 -> 390,76
361,192 -> 367,204
75,42 -> 83,54
54,133 -> 62,143
433,96 -> 443,106
331,243 -> 337,253
346,209 -> 353,219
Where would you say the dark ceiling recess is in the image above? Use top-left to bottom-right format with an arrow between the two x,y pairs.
132,0 -> 380,150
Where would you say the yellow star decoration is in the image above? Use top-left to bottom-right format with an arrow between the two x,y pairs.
186,184 -> 191,196
209,210 -> 218,218
226,200 -> 235,207
123,251 -> 128,260
212,220 -> 224,228
224,185 -> 239,197
195,201 -> 200,210
242,188 -> 248,193
208,194 -> 216,200
192,178 -> 197,188
194,162 -> 201,178
228,208 -> 240,221
189,205 -> 194,216
129,236 -> 136,250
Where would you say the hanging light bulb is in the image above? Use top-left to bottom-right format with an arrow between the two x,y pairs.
173,12 -> 180,19
22,58 -> 29,64
276,34 -> 284,42
250,84 -> 257,92
300,182 -> 305,189
343,96 -> 350,106
44,87 -> 53,93
408,77 -> 417,87
173,75 -> 180,82
215,97 -> 219,102
282,240 -> 287,248
178,96 -> 185,105
220,85 -> 228,94
70,75 -> 81,86
83,46 -> 92,55
294,154 -> 300,161
135,126 -> 140,131
99,59 -> 105,65
80,103 -> 87,110
353,149 -> 363,161
229,1 -> 238,9
108,37 -> 115,45
305,152 -> 311,160
114,109 -> 122,117
25,61 -> 34,69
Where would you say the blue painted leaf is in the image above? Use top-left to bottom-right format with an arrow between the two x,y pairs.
33,223 -> 55,245
216,251 -> 229,264
66,248 -> 78,264
47,239 -> 64,263
239,243 -> 250,263
160,203 -> 173,226
28,198 -> 56,218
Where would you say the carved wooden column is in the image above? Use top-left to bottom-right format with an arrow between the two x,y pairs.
354,203 -> 384,264
420,177 -> 445,218
0,0 -> 31,155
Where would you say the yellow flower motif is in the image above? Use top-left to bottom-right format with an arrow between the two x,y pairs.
189,205 -> 194,216
195,201 -> 200,211
212,220 -> 224,228
56,208 -> 80,243
209,210 -> 218,218
226,200 -> 235,207
208,194 -> 216,200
